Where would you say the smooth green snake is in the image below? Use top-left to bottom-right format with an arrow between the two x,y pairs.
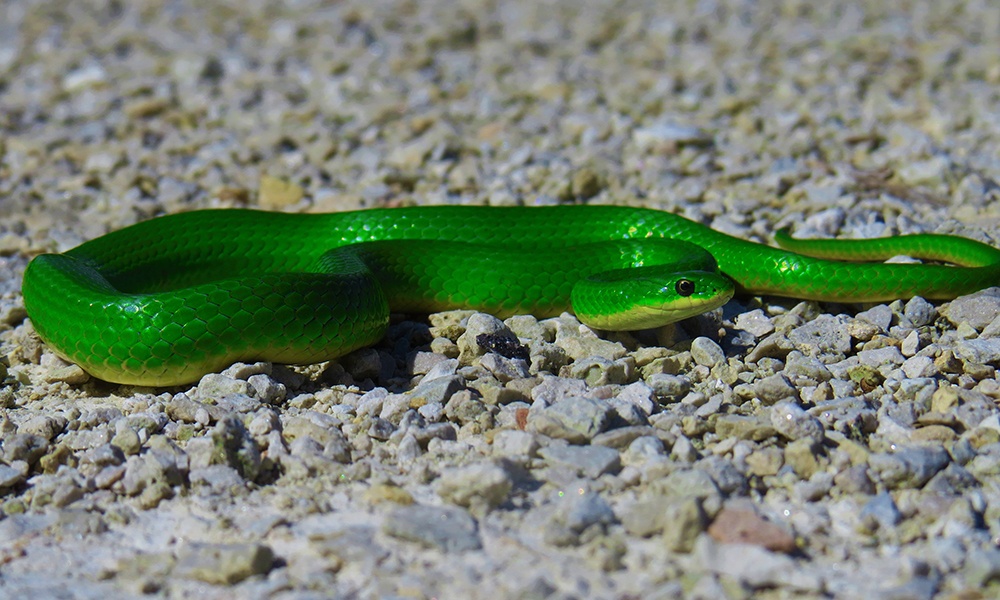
21,205 -> 1000,385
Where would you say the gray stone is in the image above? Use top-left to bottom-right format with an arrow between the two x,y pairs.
247,374 -> 286,404
954,338 -> 1000,365
527,396 -> 611,443
944,287 -> 1000,330
18,415 -> 67,441
868,446 -> 950,489
700,456 -> 748,495
220,362 -> 271,381
784,350 -> 833,383
788,315 -> 852,357
903,296 -> 937,327
552,316 -> 628,360
1,434 -> 49,466
856,304 -> 893,332
382,504 -> 482,552
859,492 -> 902,531
662,497 -> 708,553
436,462 -> 513,511
480,353 -> 530,383
857,346 -> 906,369
422,358 -> 459,381
615,381 -> 657,416
733,309 -> 775,338
457,313 -> 518,364
538,444 -> 622,478
530,376 -> 588,404
901,356 -> 936,378
622,435 -> 666,463
690,337 -> 725,367
197,373 -> 253,399
770,401 -> 825,444
189,465 -> 247,495
0,463 -> 24,488
491,430 -> 540,458
594,426 -> 660,450
755,373 -> 799,404
174,542 -> 274,584
340,347 -> 382,380
647,374 -> 692,401
964,548 -> 1000,587
562,491 -> 616,533
695,536 -> 823,591
409,375 -> 465,406
568,356 -> 631,386
188,415 -> 262,481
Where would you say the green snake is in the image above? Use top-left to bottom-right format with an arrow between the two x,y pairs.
21,205 -> 1000,386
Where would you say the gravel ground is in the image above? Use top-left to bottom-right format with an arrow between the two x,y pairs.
2,0 -> 1000,598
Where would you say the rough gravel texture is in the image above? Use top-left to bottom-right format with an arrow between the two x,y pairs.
3,1 -> 1000,598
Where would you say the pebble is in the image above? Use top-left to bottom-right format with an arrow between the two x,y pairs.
770,401 -> 825,444
868,446 -> 950,489
491,430 -> 540,458
527,396 -> 611,443
733,309 -> 776,338
859,493 -> 903,532
690,337 -> 725,368
382,505 -> 482,552
755,373 -> 799,404
538,444 -> 622,479
788,315 -> 852,357
436,462 -> 513,512
944,287 -> 1000,330
173,543 -> 274,584
707,504 -> 796,553
659,497 -> 709,553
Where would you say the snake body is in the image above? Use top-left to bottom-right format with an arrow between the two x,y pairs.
21,205 -> 1000,385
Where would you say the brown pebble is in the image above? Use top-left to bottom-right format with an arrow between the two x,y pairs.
707,506 -> 797,554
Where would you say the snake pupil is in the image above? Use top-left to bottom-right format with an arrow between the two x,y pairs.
676,279 -> 695,297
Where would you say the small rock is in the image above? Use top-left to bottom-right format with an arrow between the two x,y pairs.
528,396 -> 611,443
784,439 -> 824,479
860,492 -> 903,532
690,337 -> 725,368
770,401 -> 825,444
436,462 -> 513,512
707,505 -> 796,553
903,297 -> 936,327
954,339 -> 1000,365
868,446 -> 950,489
755,373 -> 799,404
647,374 -> 692,401
855,305 -> 893,332
562,492 -> 616,534
174,542 -> 274,584
788,315 -> 852,357
491,430 -> 540,458
662,498 -> 709,553
944,287 -> 1000,331
258,175 -> 303,209
457,314 -> 518,364
538,444 -> 622,478
633,122 -> 712,150
0,464 -> 24,489
733,309 -> 775,338
615,381 -> 657,416
409,375 -> 465,406
382,504 -> 482,552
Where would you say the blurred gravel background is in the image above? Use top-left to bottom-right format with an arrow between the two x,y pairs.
2,0 -> 1000,598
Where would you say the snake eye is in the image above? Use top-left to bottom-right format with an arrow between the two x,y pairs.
675,279 -> 695,297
